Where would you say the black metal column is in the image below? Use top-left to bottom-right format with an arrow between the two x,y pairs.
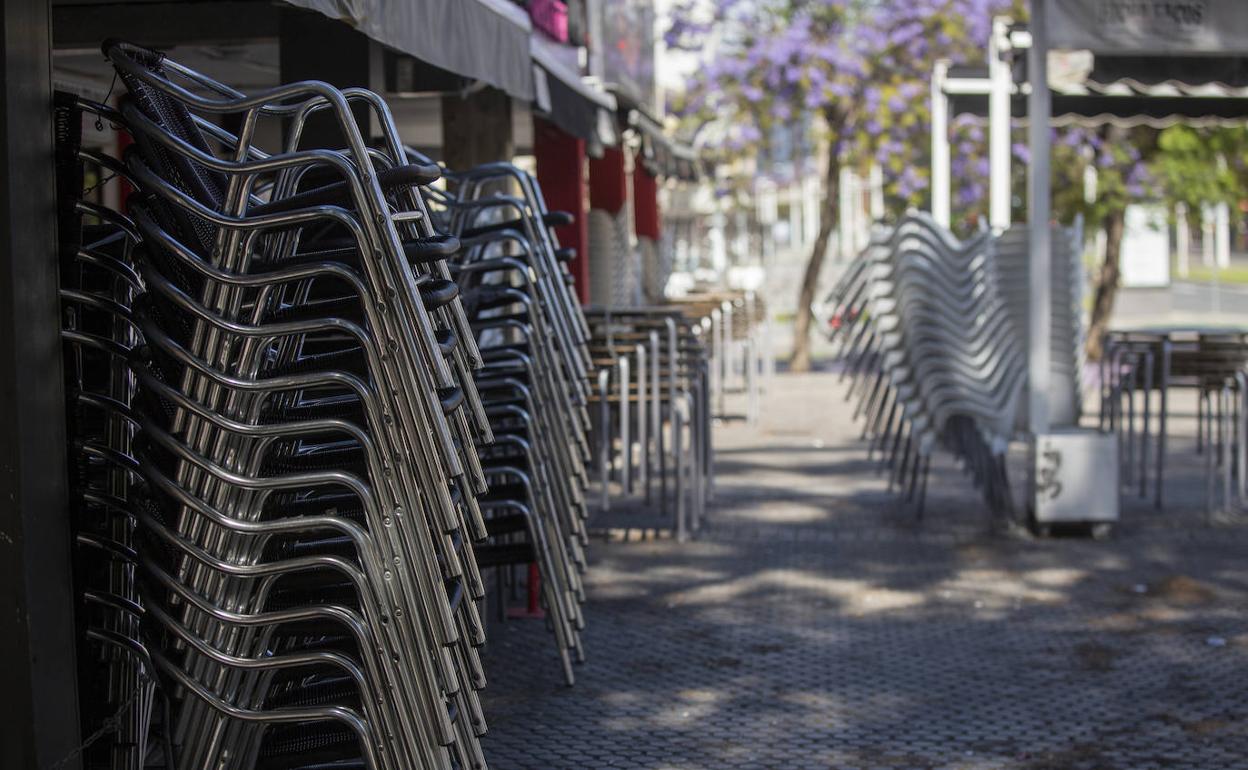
0,1 -> 82,769
279,7 -> 382,147
442,87 -> 515,173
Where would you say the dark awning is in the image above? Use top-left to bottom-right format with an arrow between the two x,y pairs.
949,88 -> 1248,128
1049,0 -> 1248,56
1088,56 -> 1248,89
946,56 -> 1248,128
612,91 -> 704,182
531,34 -> 617,149
283,0 -> 534,100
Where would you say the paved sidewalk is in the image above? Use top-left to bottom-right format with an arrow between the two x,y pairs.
481,372 -> 1248,769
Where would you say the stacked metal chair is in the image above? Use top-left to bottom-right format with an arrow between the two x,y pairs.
583,307 -> 712,539
53,36 -> 604,769
823,212 -> 1026,517
996,223 -> 1087,426
642,291 -> 767,423
87,40 -> 496,770
55,90 -> 172,770
422,162 -> 596,684
1102,328 -> 1248,513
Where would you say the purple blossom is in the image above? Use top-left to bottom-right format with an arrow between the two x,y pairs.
828,81 -> 853,99
864,87 -> 881,113
670,0 -> 1015,182
958,181 -> 985,207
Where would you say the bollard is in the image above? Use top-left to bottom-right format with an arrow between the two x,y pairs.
719,301 -> 732,416
666,318 -> 679,511
619,354 -> 631,495
1233,371 -> 1243,504
693,389 -> 703,529
649,331 -> 661,507
746,337 -> 759,426
1222,380 -> 1233,512
598,368 -> 611,512
674,393 -> 688,543
723,298 -> 728,396
701,358 -> 714,501
637,345 -> 647,495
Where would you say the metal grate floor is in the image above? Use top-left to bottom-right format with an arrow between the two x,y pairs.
480,373 -> 1248,769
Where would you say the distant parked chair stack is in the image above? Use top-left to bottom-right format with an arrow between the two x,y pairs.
995,223 -> 1087,426
823,212 -> 1035,518
1102,328 -> 1248,515
665,291 -> 771,424
584,306 -> 713,539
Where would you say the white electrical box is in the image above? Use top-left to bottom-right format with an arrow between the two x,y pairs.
1033,429 -> 1119,526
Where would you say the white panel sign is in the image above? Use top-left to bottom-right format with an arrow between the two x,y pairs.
1049,0 -> 1248,55
1121,204 -> 1171,288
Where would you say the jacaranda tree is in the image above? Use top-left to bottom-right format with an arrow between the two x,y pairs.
668,0 -> 1016,371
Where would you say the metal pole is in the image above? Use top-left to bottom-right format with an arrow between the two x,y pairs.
619,354 -> 631,495
637,346 -> 647,494
598,368 -> 611,512
674,395 -> 688,542
989,17 -> 1013,232
1027,0 -> 1052,437
709,309 -> 721,417
930,59 -> 951,229
649,331 -> 661,506
689,392 -> 704,531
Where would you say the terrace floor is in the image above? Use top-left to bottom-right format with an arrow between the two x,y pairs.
480,370 -> 1248,770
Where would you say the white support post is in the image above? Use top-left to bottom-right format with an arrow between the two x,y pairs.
839,164 -> 854,257
869,163 -> 885,223
788,183 -> 802,249
803,174 -> 821,247
989,18 -> 1013,232
1202,203 -> 1215,267
931,60 -> 952,229
1027,0 -> 1052,436
854,172 -> 871,253
845,170 -> 859,253
1215,201 -> 1231,269
1176,201 -> 1190,278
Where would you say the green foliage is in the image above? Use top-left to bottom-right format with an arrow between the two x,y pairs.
1153,126 -> 1248,212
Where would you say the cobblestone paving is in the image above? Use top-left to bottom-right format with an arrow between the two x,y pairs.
481,373 -> 1248,769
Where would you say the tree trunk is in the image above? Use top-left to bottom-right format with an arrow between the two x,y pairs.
1085,206 -> 1126,361
789,148 -> 841,373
